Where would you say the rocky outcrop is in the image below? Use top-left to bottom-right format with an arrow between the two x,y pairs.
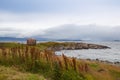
47,42 -> 110,51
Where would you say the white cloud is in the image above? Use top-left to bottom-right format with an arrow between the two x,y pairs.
0,10 -> 120,39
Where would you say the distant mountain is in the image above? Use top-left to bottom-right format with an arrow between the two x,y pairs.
0,37 -> 50,42
114,40 -> 120,42
33,36 -> 83,41
0,37 -> 105,42
0,37 -> 27,41
56,39 -> 82,41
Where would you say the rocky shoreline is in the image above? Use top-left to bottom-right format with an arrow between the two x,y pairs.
85,58 -> 120,66
47,42 -> 110,51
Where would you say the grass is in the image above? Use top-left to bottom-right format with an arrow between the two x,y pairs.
0,66 -> 46,80
36,42 -> 67,50
0,42 -> 22,48
110,70 -> 120,80
0,44 -> 86,80
0,42 -> 120,80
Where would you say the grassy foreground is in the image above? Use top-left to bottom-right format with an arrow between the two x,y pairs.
0,66 -> 46,80
0,42 -> 120,80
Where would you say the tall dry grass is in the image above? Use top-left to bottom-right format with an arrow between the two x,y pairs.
0,46 -> 89,80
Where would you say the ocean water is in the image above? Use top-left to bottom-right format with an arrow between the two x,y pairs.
56,42 -> 120,62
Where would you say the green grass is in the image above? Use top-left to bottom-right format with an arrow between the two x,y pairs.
89,63 -> 100,70
0,42 -> 24,48
0,66 -> 46,80
36,42 -> 71,50
85,74 -> 95,80
110,70 -> 120,80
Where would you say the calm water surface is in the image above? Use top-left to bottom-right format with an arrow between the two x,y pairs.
56,42 -> 120,62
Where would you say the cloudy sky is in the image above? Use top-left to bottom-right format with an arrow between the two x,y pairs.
0,0 -> 120,40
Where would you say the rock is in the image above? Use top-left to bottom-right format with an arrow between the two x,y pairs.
96,58 -> 99,61
47,42 -> 110,51
86,58 -> 91,61
98,69 -> 105,72
114,62 -> 120,64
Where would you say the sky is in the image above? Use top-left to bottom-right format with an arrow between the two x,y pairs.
0,0 -> 120,40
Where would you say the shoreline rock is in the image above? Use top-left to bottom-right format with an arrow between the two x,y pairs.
47,42 -> 110,51
85,58 -> 120,66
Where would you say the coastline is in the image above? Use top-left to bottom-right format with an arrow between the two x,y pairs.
0,42 -> 120,80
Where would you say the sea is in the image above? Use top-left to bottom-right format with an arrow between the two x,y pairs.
56,41 -> 120,63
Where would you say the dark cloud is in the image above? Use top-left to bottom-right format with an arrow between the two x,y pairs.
35,24 -> 120,40
0,24 -> 120,40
